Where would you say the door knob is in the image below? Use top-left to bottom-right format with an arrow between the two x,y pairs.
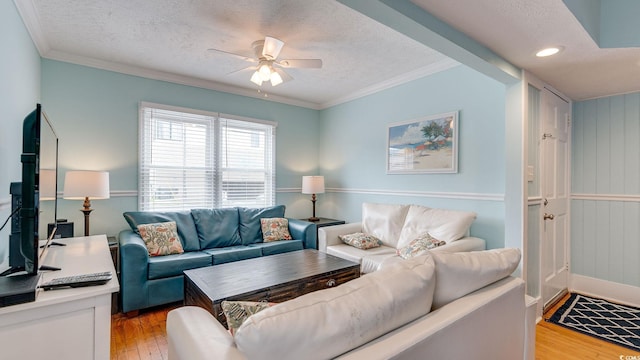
543,213 -> 555,220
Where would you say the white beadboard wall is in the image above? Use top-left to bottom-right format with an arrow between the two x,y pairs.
571,93 -> 640,288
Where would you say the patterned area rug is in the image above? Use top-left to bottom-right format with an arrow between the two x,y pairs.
548,293 -> 640,352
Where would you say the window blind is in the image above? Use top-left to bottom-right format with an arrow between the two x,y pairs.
139,104 -> 275,211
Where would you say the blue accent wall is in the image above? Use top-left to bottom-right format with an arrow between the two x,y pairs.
0,1 -> 41,268
572,93 -> 640,288
319,65 -> 507,249
41,60 -> 319,237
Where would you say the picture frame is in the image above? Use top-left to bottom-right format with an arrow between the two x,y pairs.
386,111 -> 459,174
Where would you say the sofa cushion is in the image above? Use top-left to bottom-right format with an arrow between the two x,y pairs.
339,232 -> 382,250
326,244 -> 397,265
397,205 -> 477,248
238,205 -> 286,245
137,221 -> 185,257
251,240 -> 304,256
234,253 -> 436,360
203,246 -> 263,265
191,208 -> 242,249
123,211 -> 199,251
260,218 -> 292,242
397,233 -> 446,259
430,248 -> 521,309
147,251 -> 212,280
362,203 -> 410,248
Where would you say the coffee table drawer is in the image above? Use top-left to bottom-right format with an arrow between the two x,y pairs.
301,267 -> 360,293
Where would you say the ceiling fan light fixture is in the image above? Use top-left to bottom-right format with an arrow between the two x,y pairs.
270,71 -> 283,86
250,71 -> 264,86
258,63 -> 272,81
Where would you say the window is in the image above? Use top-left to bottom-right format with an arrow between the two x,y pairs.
139,103 -> 276,211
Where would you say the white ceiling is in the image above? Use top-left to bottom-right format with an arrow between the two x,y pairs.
15,0 -> 640,109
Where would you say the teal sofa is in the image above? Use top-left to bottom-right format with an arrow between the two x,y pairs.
118,205 -> 316,314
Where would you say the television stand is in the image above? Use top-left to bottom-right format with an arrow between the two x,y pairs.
40,241 -> 66,248
0,235 -> 119,359
0,264 -> 61,277
39,265 -> 61,271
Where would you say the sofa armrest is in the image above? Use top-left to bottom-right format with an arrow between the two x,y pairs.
167,306 -> 246,360
119,229 -> 151,313
318,222 -> 362,252
287,218 -> 316,249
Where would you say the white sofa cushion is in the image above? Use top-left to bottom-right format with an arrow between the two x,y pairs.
234,253 -> 436,360
362,203 -> 410,248
397,205 -> 476,248
327,243 -> 397,265
430,248 -> 521,309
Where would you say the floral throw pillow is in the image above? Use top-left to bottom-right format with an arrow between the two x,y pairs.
222,300 -> 274,335
397,233 -> 446,259
137,221 -> 184,257
339,232 -> 382,250
260,218 -> 293,242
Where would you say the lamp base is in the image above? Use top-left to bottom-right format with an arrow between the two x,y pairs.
307,217 -> 320,222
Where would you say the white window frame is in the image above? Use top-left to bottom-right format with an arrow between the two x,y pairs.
138,102 -> 277,211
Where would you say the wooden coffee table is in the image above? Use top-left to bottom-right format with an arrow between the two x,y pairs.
183,249 -> 360,328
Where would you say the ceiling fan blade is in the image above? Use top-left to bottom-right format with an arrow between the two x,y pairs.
226,66 -> 256,76
207,48 -> 256,63
277,59 -> 323,69
262,36 -> 284,60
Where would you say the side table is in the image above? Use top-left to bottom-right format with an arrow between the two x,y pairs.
300,217 -> 346,249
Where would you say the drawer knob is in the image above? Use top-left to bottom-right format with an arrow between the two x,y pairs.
326,279 -> 336,287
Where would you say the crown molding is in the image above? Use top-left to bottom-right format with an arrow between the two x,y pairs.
319,59 -> 460,109
14,0 -> 51,55
43,50 -> 322,110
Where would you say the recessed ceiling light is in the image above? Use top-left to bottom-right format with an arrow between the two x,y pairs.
536,47 -> 562,57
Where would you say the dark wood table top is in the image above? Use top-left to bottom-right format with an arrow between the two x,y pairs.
183,249 -> 359,301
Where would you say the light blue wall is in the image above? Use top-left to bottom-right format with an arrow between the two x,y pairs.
0,2 -> 41,268
572,93 -> 640,288
318,65 -> 507,249
41,60 -> 319,237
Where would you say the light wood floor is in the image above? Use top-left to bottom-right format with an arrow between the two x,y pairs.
111,295 -> 640,360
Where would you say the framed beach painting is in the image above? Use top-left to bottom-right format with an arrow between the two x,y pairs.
386,111 -> 459,174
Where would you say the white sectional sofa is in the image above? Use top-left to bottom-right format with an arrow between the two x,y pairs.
319,203 -> 486,273
166,249 -> 537,360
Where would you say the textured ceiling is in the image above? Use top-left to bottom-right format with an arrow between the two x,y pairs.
19,0 -> 456,109
16,0 -> 640,107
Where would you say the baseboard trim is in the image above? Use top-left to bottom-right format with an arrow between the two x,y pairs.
569,273 -> 640,307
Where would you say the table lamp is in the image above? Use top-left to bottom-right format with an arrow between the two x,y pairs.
63,170 -> 110,236
302,176 -> 325,222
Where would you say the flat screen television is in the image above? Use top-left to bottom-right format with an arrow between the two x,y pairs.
2,104 -> 59,276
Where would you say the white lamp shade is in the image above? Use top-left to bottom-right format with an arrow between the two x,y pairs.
63,170 -> 110,200
302,176 -> 325,194
39,169 -> 57,200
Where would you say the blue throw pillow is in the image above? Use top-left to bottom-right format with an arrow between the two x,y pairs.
191,208 -> 242,249
123,211 -> 198,251
238,205 -> 286,244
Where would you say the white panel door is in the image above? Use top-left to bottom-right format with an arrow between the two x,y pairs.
541,88 -> 570,310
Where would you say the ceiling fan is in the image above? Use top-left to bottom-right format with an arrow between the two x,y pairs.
208,36 -> 322,87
